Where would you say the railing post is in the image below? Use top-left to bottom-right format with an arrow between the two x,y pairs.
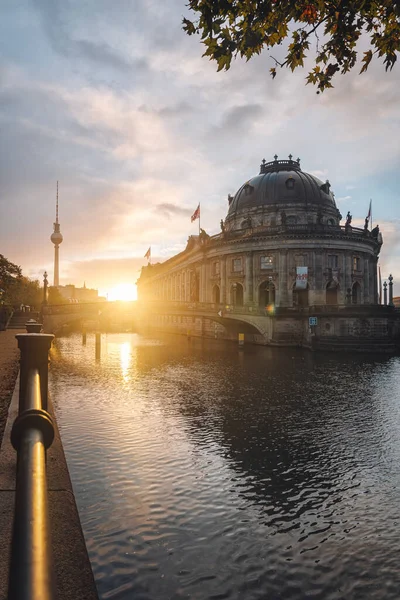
17,334 -> 54,413
9,333 -> 56,600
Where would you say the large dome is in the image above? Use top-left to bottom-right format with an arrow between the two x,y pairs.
227,156 -> 336,217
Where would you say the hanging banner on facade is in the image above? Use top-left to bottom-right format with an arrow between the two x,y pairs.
296,266 -> 308,289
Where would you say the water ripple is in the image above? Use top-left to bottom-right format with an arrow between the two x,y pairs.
49,333 -> 400,600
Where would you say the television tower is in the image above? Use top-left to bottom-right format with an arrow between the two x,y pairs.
50,181 -> 63,286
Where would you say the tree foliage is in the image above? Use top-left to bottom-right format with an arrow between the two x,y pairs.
0,254 -> 42,308
47,286 -> 68,305
183,1 -> 400,92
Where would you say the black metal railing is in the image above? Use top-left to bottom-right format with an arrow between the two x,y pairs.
8,331 -> 56,600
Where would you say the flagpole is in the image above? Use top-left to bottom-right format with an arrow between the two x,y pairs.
370,199 -> 372,231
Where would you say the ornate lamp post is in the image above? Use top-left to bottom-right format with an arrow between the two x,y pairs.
388,274 -> 394,307
42,272 -> 48,306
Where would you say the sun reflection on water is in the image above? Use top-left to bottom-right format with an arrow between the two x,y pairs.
119,341 -> 131,384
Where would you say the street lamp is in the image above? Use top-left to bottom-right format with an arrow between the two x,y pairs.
43,272 -> 48,306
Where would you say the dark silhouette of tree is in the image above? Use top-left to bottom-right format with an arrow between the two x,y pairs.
183,1 -> 399,92
48,286 -> 67,305
0,254 -> 41,308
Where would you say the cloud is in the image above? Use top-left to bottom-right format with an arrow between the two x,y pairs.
1,0 -> 400,294
155,203 -> 192,219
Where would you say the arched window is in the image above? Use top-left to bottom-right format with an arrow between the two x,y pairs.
231,283 -> 244,306
352,281 -> 361,304
259,281 -> 276,308
326,281 -> 339,305
293,283 -> 309,307
212,285 -> 220,304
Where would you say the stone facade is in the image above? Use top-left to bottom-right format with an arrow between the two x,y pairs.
137,156 -> 398,351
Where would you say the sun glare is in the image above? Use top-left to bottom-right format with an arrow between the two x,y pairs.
107,283 -> 137,302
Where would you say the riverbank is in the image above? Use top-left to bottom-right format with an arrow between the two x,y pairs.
0,330 -> 23,445
0,330 -> 99,599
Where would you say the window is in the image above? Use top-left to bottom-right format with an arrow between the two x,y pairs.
328,255 -> 338,269
286,177 -> 295,190
213,261 -> 220,275
260,256 -> 273,269
243,183 -> 254,196
353,256 -> 360,271
232,258 -> 242,272
287,216 -> 297,225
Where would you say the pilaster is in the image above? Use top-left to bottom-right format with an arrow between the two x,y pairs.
244,253 -> 253,304
278,250 -> 288,307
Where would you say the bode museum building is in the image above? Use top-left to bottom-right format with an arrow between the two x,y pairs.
137,155 -> 399,351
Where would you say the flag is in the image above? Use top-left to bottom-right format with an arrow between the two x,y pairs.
191,204 -> 200,222
366,199 -> 372,220
144,247 -> 151,260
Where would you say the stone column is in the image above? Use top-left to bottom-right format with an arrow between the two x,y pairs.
253,253 -> 259,306
368,260 -> 374,304
363,258 -> 369,304
278,250 -> 288,306
314,250 -> 324,305
345,253 -> 352,302
205,261 -> 211,303
373,258 -> 379,304
244,253 -> 253,305
220,256 -> 226,305
200,261 -> 206,303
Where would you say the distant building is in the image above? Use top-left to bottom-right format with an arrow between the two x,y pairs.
137,155 -> 398,351
58,283 -> 100,303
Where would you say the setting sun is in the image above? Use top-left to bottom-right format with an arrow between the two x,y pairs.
106,283 -> 137,302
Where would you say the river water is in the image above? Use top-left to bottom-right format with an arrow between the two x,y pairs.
49,332 -> 400,600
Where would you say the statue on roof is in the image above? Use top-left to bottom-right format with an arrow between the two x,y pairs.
199,228 -> 210,245
345,211 -> 352,232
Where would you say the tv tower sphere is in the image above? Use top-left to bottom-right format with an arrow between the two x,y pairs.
51,230 -> 63,245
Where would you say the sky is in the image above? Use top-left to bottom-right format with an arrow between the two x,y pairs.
1,0 -> 400,298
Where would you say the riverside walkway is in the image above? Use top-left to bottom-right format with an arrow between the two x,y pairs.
0,328 -> 98,600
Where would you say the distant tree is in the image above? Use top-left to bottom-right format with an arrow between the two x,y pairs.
0,254 -> 22,307
6,276 -> 42,309
0,255 -> 43,309
48,286 -> 68,305
183,1 -> 400,92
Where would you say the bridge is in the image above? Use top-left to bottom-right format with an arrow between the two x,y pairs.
42,299 -> 400,350
41,300 -> 270,336
41,301 -> 137,333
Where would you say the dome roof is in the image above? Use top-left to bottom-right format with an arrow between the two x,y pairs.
227,156 -> 336,216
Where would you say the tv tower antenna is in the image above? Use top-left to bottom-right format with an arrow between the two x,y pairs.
50,181 -> 63,286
